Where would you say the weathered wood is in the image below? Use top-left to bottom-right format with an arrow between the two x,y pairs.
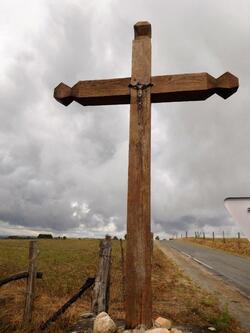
92,237 -> 112,315
120,239 -> 125,300
0,271 -> 42,287
40,277 -> 95,331
53,21 -> 239,330
54,72 -> 239,106
125,21 -> 152,329
23,240 -> 38,325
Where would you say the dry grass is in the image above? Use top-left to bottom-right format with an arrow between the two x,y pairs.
0,239 -> 244,333
0,239 -> 104,333
152,247 -> 243,332
184,237 -> 250,258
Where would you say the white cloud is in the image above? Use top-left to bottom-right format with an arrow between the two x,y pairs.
0,0 -> 249,238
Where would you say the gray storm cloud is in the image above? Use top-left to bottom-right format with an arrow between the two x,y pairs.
0,0 -> 250,237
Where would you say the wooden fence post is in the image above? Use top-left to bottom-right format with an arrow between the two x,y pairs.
212,232 -> 215,242
92,236 -> 112,314
223,231 -> 225,243
238,232 -> 241,248
151,232 -> 154,253
120,238 -> 125,300
23,240 -> 38,325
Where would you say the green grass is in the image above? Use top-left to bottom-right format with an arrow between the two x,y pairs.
210,306 -> 231,332
0,239 -> 100,296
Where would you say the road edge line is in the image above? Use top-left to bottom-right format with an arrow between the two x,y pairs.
160,241 -> 250,300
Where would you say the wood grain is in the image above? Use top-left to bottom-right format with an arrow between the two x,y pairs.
53,20 -> 239,330
92,237 -> 112,315
125,21 -> 152,329
54,72 -> 238,106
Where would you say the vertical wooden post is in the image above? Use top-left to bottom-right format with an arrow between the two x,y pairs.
120,239 -> 125,300
238,232 -> 241,248
23,240 -> 38,325
92,236 -> 112,315
223,231 -> 225,243
185,231 -> 188,238
213,232 -> 215,242
126,21 -> 152,329
151,232 -> 154,256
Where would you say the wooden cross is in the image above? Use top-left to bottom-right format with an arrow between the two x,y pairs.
54,21 -> 239,329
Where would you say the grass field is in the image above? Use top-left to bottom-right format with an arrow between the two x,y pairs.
0,239 -> 245,333
184,237 -> 250,258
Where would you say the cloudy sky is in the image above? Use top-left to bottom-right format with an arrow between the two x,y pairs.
0,0 -> 250,238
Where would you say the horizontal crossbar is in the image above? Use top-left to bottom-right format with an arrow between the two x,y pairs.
54,72 -> 239,106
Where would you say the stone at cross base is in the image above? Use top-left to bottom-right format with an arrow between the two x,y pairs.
54,21 -> 239,329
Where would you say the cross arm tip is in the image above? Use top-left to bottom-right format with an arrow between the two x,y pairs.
54,82 -> 73,106
215,72 -> 239,99
134,21 -> 151,39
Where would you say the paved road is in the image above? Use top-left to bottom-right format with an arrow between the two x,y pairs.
161,240 -> 250,297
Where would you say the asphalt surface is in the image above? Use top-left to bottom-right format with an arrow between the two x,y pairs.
161,239 -> 250,297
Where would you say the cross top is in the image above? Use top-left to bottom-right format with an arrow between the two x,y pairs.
134,21 -> 151,38
54,21 -> 239,329
55,21 -> 238,107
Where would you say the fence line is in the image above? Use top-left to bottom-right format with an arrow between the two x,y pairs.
172,231 -> 245,240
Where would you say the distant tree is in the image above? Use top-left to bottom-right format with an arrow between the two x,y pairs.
113,236 -> 118,240
37,234 -> 53,239
63,236 -> 67,240
8,235 -> 35,239
155,236 -> 160,240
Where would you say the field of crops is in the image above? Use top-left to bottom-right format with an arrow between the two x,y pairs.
185,237 -> 250,258
0,239 -> 244,333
